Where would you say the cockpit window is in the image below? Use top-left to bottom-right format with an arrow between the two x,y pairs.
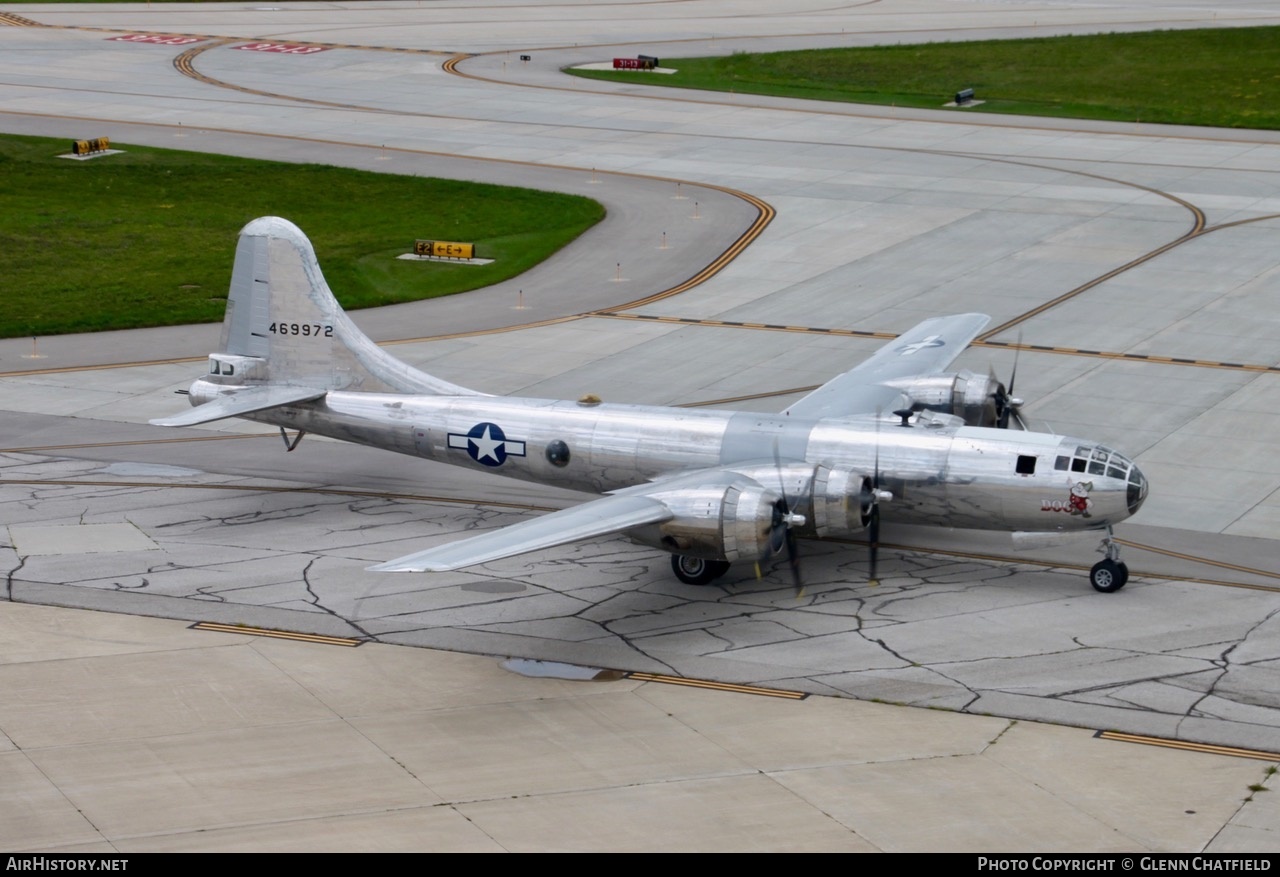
1065,445 -> 1131,479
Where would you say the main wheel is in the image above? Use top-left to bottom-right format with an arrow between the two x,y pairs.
671,555 -> 730,585
1090,558 -> 1129,593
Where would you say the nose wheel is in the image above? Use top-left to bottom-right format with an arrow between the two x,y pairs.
1090,528 -> 1129,592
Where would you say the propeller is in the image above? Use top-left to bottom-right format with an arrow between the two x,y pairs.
871,416 -> 882,583
991,334 -> 1026,429
864,411 -> 889,584
761,441 -> 807,596
858,411 -> 897,584
764,497 -> 804,595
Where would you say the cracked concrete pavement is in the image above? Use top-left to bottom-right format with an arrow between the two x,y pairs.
2,0 -> 1280,853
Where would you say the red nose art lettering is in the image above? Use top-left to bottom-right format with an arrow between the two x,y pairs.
1042,480 -> 1093,517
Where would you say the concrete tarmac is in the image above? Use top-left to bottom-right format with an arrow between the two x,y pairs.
2,599 -> 1276,853
2,0 -> 1280,853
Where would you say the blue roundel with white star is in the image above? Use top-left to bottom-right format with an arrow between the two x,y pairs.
446,422 -> 527,468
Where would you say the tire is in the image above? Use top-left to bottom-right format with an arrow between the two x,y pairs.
1090,559 -> 1128,593
671,555 -> 730,585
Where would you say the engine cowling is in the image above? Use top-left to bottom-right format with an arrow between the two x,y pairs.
884,370 -> 1004,427
645,479 -> 783,562
812,466 -> 873,538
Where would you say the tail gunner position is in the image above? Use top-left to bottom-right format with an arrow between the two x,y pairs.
153,218 -> 1148,592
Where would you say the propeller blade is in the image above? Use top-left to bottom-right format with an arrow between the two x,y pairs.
1007,331 -> 1022,400
987,365 -> 1015,429
993,332 -> 1024,429
770,438 -> 806,596
873,408 -> 882,487
868,502 -> 880,585
785,527 -> 803,597
869,409 -> 882,584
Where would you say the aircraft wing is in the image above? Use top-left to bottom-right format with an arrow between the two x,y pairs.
781,313 -> 991,419
369,492 -> 673,572
149,385 -> 327,427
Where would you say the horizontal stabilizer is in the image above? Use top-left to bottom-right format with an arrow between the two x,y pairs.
149,385 -> 326,427
370,493 -> 673,572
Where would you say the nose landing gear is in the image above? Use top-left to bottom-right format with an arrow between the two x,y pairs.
1090,527 -> 1129,592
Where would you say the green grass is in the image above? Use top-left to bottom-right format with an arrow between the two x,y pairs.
0,135 -> 604,338
570,27 -> 1280,130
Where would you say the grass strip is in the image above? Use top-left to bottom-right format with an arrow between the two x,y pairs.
570,27 -> 1280,130
1,134 -> 603,337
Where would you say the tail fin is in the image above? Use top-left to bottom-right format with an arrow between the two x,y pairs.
216,216 -> 476,396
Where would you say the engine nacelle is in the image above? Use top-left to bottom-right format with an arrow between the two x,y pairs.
885,370 -> 1003,427
645,479 -> 783,562
811,466 -> 872,538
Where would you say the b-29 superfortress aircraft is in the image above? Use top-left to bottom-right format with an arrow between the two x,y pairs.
153,217 -> 1148,592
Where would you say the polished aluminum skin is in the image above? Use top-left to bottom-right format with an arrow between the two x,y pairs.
153,218 -> 1148,589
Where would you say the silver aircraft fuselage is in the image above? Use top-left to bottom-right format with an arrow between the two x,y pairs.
196,381 -> 1146,537
154,218 -> 1149,590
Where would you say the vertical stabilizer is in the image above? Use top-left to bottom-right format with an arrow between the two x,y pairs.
218,216 -> 477,396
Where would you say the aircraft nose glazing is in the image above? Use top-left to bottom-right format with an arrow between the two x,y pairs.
1126,462 -> 1149,516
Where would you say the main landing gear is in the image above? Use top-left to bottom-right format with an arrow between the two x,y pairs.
671,555 -> 730,586
1090,527 -> 1129,593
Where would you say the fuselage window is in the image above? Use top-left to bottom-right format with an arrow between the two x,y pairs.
546,439 -> 571,468
1016,455 -> 1037,475
1055,455 -> 1069,471
1071,458 -> 1087,473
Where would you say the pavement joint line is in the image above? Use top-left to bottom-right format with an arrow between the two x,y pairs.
1115,538 -> 1280,580
0,12 -> 41,27
1096,731 -> 1280,762
0,434 -> 270,453
191,621 -> 362,647
627,672 -> 808,699
587,314 -> 1280,371
0,478 -> 554,512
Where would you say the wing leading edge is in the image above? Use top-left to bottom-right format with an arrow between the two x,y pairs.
781,313 -> 990,419
369,492 -> 673,572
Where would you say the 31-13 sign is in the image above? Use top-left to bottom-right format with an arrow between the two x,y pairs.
414,240 -> 474,259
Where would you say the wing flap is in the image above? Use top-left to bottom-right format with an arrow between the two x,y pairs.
369,493 -> 673,572
150,385 -> 326,427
